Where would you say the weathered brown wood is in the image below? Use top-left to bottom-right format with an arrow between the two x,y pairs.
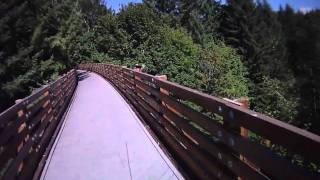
155,78 -> 320,163
123,76 -> 135,86
136,87 -> 161,113
0,114 -> 26,146
161,113 -> 233,180
3,138 -> 34,179
161,102 -> 269,180
160,92 -> 313,179
28,103 -> 52,133
21,114 -> 57,180
0,102 -> 25,127
31,78 -> 76,179
135,78 -> 160,98
23,86 -> 50,107
0,69 -> 77,180
78,63 -> 320,180
0,126 -> 27,171
131,94 -> 213,180
133,71 -> 153,80
26,94 -> 50,118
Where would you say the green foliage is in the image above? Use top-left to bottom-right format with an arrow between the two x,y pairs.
1,0 -> 320,136
200,41 -> 249,98
252,76 -> 298,122
220,0 -> 298,123
221,0 -> 288,80
146,0 -> 222,43
279,7 -> 320,133
118,4 -> 163,48
0,1 -> 42,110
127,26 -> 203,89
0,0 -> 108,111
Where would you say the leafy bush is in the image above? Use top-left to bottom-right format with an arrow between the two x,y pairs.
252,76 -> 298,123
126,26 -> 203,89
199,41 -> 249,99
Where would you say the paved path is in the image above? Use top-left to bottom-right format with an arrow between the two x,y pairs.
41,72 -> 183,180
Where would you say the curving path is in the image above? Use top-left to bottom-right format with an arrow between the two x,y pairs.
40,71 -> 183,180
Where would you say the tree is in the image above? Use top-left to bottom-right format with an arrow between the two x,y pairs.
253,76 -> 297,122
220,0 -> 288,79
0,0 -> 109,111
199,41 -> 249,99
220,0 -> 256,64
253,0 -> 289,80
0,0 -> 43,111
1,0 -> 319,136
128,26 -> 203,89
220,0 -> 297,122
145,0 -> 221,44
279,6 -> 320,133
118,4 -> 163,49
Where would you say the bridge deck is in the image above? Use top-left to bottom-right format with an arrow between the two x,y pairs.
40,71 -> 183,180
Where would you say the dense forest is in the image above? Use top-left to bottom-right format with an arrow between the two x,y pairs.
0,0 -> 319,134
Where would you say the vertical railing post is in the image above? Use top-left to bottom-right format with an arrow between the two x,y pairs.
133,65 -> 140,97
223,97 -> 261,178
155,75 -> 168,107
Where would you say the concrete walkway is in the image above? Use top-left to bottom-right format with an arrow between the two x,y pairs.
41,72 -> 183,180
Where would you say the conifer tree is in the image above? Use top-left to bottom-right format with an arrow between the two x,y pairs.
144,0 -> 221,44
220,0 -> 297,122
279,6 -> 320,132
0,0 -> 41,111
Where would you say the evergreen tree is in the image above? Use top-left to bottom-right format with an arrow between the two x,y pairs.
0,0 -> 109,111
220,0 -> 297,122
279,6 -> 320,133
145,0 -> 221,44
1,0 -> 319,135
0,0 -> 42,111
220,0 -> 256,64
253,0 -> 289,80
144,0 -> 178,14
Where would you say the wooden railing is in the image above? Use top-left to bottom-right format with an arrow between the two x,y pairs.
80,63 -> 320,180
0,69 -> 77,180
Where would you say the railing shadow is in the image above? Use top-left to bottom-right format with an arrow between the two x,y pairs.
0,69 -> 77,180
78,63 -> 320,180
77,71 -> 89,81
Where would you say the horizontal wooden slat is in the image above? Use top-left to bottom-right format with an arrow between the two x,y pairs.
0,69 -> 77,180
3,138 -> 34,179
0,102 -> 25,127
78,63 -> 320,179
161,103 -> 269,180
135,78 -> 160,98
130,94 -> 215,180
0,114 -> 26,146
0,127 -> 27,170
161,86 -> 318,179
23,86 -> 50,106
26,93 -> 50,118
28,105 -> 52,133
136,88 -> 161,112
155,78 -> 320,163
134,71 -> 157,83
123,76 -> 135,86
161,114 -> 233,179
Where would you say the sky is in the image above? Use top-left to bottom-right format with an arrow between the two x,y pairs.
105,0 -> 320,13
105,0 -> 141,11
267,0 -> 320,11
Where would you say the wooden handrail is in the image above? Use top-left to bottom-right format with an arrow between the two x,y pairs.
79,63 -> 320,180
0,69 -> 77,180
